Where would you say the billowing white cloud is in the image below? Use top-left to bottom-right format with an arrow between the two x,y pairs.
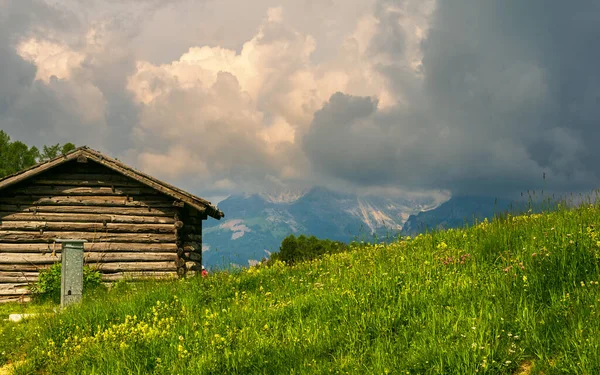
17,39 -> 84,82
126,6 -> 398,194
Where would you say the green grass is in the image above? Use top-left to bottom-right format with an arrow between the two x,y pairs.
2,201 -> 600,374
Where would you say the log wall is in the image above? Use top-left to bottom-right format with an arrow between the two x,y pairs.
0,159 -> 205,302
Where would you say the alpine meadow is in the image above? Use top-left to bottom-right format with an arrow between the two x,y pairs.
2,193 -> 600,374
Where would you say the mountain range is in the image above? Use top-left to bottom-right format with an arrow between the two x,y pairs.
201,187 -> 442,267
202,187 -> 539,268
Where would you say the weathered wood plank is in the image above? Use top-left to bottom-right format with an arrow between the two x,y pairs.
7,186 -> 160,197
0,242 -> 178,253
101,271 -> 178,281
0,284 -> 31,296
0,196 -> 176,208
0,253 -> 60,264
82,151 -> 220,218
0,212 -> 175,224
32,179 -> 141,187
0,205 -> 177,216
85,252 -> 177,262
0,252 -> 177,264
0,152 -> 82,192
32,173 -> 140,186
0,260 -> 178,273
0,221 -> 176,234
92,262 -> 176,272
0,264 -> 49,272
0,272 -> 38,283
182,242 -> 202,252
0,231 -> 176,243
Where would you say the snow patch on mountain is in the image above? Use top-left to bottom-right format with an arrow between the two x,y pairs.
219,219 -> 252,240
352,199 -> 402,233
264,208 -> 301,232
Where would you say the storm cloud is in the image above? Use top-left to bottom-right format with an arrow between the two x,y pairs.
1,0 -> 599,199
304,0 -> 600,198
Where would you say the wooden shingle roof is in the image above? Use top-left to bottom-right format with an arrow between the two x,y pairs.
0,146 -> 224,220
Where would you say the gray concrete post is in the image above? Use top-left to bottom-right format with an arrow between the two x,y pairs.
56,239 -> 87,308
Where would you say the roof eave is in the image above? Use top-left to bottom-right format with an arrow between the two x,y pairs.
0,146 -> 225,220
81,149 -> 224,220
0,149 -> 84,192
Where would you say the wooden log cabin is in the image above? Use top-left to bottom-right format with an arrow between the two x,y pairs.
0,147 -> 224,302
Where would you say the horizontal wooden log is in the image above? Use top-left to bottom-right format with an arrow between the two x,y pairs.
0,283 -> 31,296
0,253 -> 59,264
101,271 -> 178,281
0,231 -> 176,243
32,179 -> 140,188
92,262 -> 176,272
83,151 -> 219,218
0,264 -> 51,272
8,185 -> 160,197
85,252 -> 177,263
0,242 -> 178,253
0,271 -> 38,283
0,153 -> 83,193
0,252 -> 177,264
0,212 -> 175,224
32,174 -> 143,187
0,205 -> 178,216
0,261 -> 177,273
0,221 -> 176,234
182,242 -> 202,252
0,196 -> 175,208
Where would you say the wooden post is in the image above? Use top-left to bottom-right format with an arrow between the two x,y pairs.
57,239 -> 87,309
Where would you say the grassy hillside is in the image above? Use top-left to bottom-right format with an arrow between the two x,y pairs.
2,202 -> 600,374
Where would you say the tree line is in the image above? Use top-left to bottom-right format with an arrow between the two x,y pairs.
0,130 -> 76,179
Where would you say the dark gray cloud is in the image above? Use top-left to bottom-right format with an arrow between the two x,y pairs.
303,0 -> 600,198
0,0 -> 58,118
0,1 -> 89,146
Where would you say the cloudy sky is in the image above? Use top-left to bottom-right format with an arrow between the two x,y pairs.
1,0 -> 599,202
